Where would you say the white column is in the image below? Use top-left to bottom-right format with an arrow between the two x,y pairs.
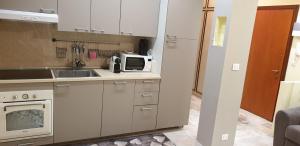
197,0 -> 259,146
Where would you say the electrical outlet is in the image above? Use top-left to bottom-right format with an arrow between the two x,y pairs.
222,134 -> 229,141
232,64 -> 240,71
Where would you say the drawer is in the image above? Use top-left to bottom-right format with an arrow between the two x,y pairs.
1,136 -> 53,146
134,91 -> 159,105
132,105 -> 157,132
135,80 -> 160,92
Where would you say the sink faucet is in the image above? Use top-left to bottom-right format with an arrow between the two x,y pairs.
72,42 -> 86,69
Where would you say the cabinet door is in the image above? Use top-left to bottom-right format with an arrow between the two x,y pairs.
54,81 -> 103,143
157,39 -> 198,128
91,0 -> 120,35
101,80 -> 135,136
120,0 -> 160,37
132,105 -> 157,132
58,0 -> 90,32
166,0 -> 202,39
196,11 -> 214,94
0,0 -> 57,13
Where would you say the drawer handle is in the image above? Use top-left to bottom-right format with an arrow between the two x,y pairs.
141,107 -> 153,111
143,80 -> 155,83
18,142 -> 34,146
114,81 -> 128,85
142,93 -> 153,97
55,84 -> 70,87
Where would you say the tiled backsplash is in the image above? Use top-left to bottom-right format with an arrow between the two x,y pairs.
0,20 -> 139,69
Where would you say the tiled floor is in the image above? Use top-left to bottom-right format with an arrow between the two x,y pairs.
164,96 -> 274,146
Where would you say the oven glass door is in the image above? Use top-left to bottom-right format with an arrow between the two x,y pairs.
0,100 -> 52,141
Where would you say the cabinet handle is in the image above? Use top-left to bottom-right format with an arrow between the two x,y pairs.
142,93 -> 153,97
91,29 -> 104,34
166,40 -> 177,43
166,35 -> 177,39
40,8 -> 55,14
75,28 -> 89,32
121,32 -> 133,36
143,80 -> 155,83
55,84 -> 70,87
141,107 -> 153,111
18,143 -> 34,146
114,81 -> 128,85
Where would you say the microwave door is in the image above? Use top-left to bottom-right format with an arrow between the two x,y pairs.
125,57 -> 145,71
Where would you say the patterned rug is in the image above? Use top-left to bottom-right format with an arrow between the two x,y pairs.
71,133 -> 176,146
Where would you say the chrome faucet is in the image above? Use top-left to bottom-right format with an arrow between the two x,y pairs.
72,42 -> 86,69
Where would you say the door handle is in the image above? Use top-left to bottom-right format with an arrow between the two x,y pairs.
4,104 -> 45,111
271,70 -> 281,73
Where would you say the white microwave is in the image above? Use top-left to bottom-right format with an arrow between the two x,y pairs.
120,53 -> 152,72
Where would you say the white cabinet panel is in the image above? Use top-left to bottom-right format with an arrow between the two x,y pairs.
91,0 -> 121,35
101,80 -> 135,136
166,0 -> 202,39
58,0 -> 90,32
0,0 -> 57,13
120,0 -> 160,37
157,39 -> 199,128
54,81 -> 103,143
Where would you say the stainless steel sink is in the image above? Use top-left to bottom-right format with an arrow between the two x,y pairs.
53,69 -> 100,78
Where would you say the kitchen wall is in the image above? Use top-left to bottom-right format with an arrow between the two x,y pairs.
0,20 -> 140,69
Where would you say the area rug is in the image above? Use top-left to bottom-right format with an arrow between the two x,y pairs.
71,133 -> 176,146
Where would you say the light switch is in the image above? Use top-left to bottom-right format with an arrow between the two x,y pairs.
222,134 -> 229,141
232,64 -> 240,71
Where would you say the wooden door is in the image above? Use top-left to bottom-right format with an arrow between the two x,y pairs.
195,11 -> 214,95
241,6 -> 298,121
91,0 -> 121,35
120,0 -> 160,37
58,0 -> 90,32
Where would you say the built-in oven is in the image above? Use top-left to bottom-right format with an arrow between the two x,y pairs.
0,90 -> 53,142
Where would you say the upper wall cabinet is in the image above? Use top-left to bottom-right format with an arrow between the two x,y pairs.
120,0 -> 160,37
166,0 -> 202,39
91,0 -> 121,35
0,0 -> 57,13
58,0 -> 90,32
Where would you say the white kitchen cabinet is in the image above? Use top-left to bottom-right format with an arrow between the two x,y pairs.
120,0 -> 160,37
165,0 -> 202,39
58,0 -> 90,32
132,105 -> 158,132
0,0 -> 57,13
101,80 -> 135,136
53,81 -> 103,143
91,0 -> 121,35
157,39 -> 199,128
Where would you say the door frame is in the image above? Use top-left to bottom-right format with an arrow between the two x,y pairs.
242,5 -> 299,121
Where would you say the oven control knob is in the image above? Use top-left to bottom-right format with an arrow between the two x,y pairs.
32,94 -> 37,99
22,94 -> 29,99
12,96 -> 18,100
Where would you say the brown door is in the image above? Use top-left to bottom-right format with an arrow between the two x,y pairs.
241,6 -> 298,121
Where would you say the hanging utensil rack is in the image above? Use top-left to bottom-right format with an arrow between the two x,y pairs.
52,38 -> 121,45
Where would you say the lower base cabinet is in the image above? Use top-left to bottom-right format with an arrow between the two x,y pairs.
132,105 -> 158,132
54,81 -> 103,143
101,80 -> 135,136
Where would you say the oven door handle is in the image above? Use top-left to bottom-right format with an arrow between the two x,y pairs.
3,104 -> 45,112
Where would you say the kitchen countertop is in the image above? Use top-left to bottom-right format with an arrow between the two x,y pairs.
0,69 -> 161,84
